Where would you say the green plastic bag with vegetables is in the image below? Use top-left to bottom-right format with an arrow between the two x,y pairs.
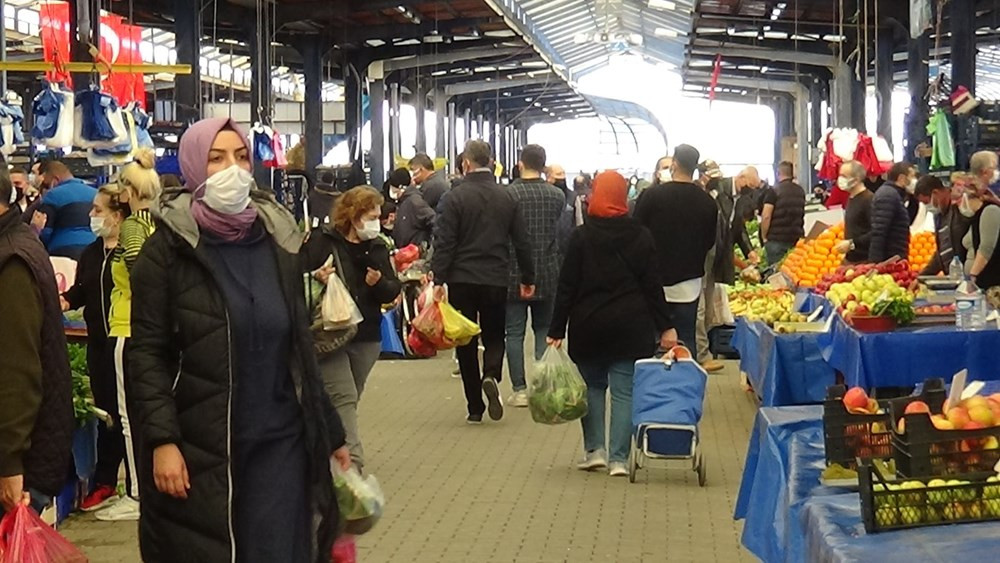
528,346 -> 588,425
332,462 -> 385,536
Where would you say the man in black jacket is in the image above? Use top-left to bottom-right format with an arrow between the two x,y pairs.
634,144 -> 718,352
869,162 -> 914,262
393,184 -> 435,249
0,170 -> 74,515
761,161 -> 806,266
835,161 -> 876,263
915,175 -> 972,275
409,153 -> 450,211
432,140 -> 535,424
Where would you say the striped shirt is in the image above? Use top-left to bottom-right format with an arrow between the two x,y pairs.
109,209 -> 155,338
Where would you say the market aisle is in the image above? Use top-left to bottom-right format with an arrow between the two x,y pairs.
60,355 -> 757,563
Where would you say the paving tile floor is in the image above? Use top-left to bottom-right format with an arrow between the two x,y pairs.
61,354 -> 758,563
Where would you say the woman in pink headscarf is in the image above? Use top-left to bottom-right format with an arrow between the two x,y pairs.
128,118 -> 350,563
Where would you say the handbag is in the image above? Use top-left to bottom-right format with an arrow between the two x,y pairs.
307,248 -> 359,358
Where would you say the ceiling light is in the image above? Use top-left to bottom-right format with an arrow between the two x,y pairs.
423,35 -> 444,43
648,0 -> 677,9
654,27 -> 679,38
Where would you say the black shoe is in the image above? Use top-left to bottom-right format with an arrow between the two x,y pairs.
466,414 -> 483,425
482,377 -> 503,421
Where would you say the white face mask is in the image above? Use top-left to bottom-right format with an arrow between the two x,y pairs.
356,219 -> 381,241
90,216 -> 113,238
389,186 -> 405,201
657,169 -> 672,183
202,164 -> 253,215
837,177 -> 851,191
926,203 -> 941,216
907,178 -> 918,194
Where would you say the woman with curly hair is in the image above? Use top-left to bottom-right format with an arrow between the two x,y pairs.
303,186 -> 401,472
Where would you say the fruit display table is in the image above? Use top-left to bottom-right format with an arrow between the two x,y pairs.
818,312 -> 1000,390
732,317 -> 836,406
736,406 -> 1000,562
734,406 -> 837,562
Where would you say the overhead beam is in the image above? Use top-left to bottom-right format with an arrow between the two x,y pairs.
444,76 -> 551,98
689,45 -> 838,69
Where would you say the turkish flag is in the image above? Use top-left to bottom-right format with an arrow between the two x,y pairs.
40,1 -> 146,109
709,54 -> 722,106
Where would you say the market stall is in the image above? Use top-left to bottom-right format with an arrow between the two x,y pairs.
732,318 -> 834,406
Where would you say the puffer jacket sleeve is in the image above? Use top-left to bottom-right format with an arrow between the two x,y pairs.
129,232 -> 183,449
868,191 -> 893,262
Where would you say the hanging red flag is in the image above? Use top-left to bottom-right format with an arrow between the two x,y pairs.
708,54 -> 722,106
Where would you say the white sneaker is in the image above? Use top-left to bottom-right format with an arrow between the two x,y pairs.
451,366 -> 462,379
608,462 -> 628,477
94,496 -> 140,522
577,449 -> 608,471
507,390 -> 528,407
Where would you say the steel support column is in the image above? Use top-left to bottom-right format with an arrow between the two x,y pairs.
831,61 -> 853,128
476,113 -> 485,141
434,89 -> 447,159
300,40 -> 323,180
414,78 -> 426,153
951,0 -> 976,95
906,30 -> 931,162
447,101 -> 457,173
343,61 -> 362,166
388,81 -> 401,166
876,30 -> 894,146
370,78 -> 386,186
174,0 -> 201,124
463,107 -> 472,147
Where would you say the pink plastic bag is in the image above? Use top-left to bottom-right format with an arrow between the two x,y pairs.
410,285 -> 455,350
331,535 -> 357,563
0,504 -> 87,563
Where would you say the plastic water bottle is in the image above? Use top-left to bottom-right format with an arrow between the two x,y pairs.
950,257 -> 964,280
956,292 -> 986,330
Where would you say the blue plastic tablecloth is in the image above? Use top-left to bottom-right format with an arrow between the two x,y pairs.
797,291 -> 834,319
818,312 -> 1000,390
735,406 -> 844,563
801,490 -> 1000,562
732,317 -> 836,406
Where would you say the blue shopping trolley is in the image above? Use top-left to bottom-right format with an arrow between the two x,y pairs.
629,351 -> 708,485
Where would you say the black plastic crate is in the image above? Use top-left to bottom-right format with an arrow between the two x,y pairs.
823,380 -> 945,469
709,325 -> 739,360
891,393 -> 1000,478
858,461 -> 1000,533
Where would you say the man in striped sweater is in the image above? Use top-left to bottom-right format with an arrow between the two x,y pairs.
36,161 -> 97,259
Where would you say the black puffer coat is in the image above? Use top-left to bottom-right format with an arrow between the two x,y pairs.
869,182 -> 911,262
129,190 -> 346,563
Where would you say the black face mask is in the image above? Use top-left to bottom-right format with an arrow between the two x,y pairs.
553,179 -> 567,191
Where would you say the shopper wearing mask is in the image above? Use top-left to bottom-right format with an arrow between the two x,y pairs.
0,169 -> 74,516
869,162 -> 913,262
504,145 -> 566,406
958,186 -> 1000,290
93,148 -> 160,522
634,145 -> 718,350
129,117 -> 349,562
62,185 -> 131,513
33,160 -> 98,259
382,167 -> 411,203
915,176 -> 971,275
834,161 -> 875,264
432,140 -> 535,424
10,168 -> 31,213
392,167 -> 436,249
408,153 -> 450,211
761,162 -> 806,267
548,170 -> 675,476
570,171 -> 593,226
970,150 -> 1000,205
303,186 -> 401,470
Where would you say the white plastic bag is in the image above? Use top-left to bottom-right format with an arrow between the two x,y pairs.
321,255 -> 363,330
527,346 -> 588,425
48,85 -> 74,149
331,461 -> 384,535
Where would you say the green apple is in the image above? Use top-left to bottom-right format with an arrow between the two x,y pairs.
898,505 -> 924,525
927,479 -> 951,505
875,507 -> 900,527
984,476 -> 1000,500
984,498 -> 1000,517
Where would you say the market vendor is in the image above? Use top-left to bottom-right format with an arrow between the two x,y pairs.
914,175 -> 971,276
959,185 -> 1000,291
835,161 -> 874,264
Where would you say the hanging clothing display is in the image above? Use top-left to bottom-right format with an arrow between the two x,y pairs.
31,82 -> 74,148
0,92 -> 25,156
88,109 -> 138,166
251,123 -> 276,164
927,110 -> 956,170
271,130 -> 287,169
128,102 -> 154,149
74,88 -> 128,149
815,128 -> 895,181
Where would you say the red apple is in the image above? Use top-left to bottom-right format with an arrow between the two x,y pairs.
855,305 -> 871,316
843,387 -> 870,411
905,401 -> 931,415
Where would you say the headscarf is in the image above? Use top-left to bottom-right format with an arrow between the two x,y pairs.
178,117 -> 258,242
588,170 -> 629,218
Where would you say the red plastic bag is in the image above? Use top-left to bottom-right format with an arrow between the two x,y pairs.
410,285 -> 455,350
0,504 -> 87,563
331,535 -> 357,563
406,327 -> 437,358
393,244 -> 420,272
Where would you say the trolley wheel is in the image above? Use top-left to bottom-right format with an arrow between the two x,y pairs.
628,437 -> 638,483
696,449 -> 707,487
